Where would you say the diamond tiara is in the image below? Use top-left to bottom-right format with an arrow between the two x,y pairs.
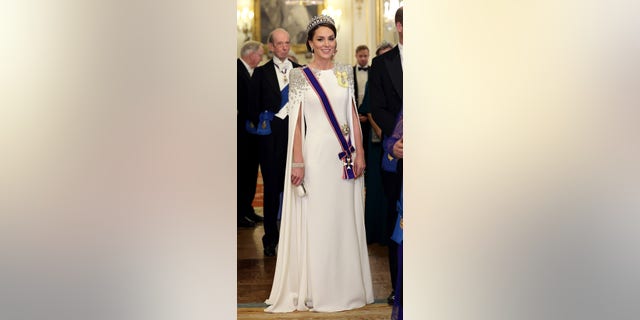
306,15 -> 336,32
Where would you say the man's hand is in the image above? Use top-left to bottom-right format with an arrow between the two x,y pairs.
393,138 -> 403,159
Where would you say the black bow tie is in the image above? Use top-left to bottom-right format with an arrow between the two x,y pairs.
357,66 -> 369,71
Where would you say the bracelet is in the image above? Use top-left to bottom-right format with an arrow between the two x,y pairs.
292,162 -> 304,168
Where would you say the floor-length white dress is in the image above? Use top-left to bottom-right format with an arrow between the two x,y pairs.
266,63 -> 374,313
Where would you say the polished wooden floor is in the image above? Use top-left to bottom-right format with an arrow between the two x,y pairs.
237,219 -> 393,319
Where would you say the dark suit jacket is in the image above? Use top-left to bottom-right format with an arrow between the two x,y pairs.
353,65 -> 371,150
237,58 -> 252,121
249,58 -> 301,123
368,46 -> 402,137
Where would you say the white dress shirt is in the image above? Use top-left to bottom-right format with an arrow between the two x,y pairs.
398,43 -> 404,70
355,65 -> 369,107
273,57 -> 293,90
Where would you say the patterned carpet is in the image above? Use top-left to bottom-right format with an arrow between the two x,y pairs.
237,303 -> 392,320
241,169 -> 393,319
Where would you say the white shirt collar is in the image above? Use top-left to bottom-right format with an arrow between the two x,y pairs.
240,58 -> 254,76
273,57 -> 291,90
273,57 -> 291,68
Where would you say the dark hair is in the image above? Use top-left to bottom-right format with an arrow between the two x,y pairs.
306,22 -> 337,53
375,41 -> 393,56
395,6 -> 403,25
355,45 -> 369,54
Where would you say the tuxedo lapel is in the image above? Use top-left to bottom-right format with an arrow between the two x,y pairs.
264,60 -> 280,93
352,66 -> 359,104
385,46 -> 403,101
237,58 -> 253,120
265,58 -> 300,93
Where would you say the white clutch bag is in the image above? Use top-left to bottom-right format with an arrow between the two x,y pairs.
295,184 -> 307,197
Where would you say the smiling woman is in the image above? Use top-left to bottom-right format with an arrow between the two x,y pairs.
260,15 -> 376,313
253,0 -> 324,53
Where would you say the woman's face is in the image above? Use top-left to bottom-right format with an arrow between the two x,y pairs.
308,26 -> 336,60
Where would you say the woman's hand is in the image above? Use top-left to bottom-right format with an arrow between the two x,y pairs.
374,127 -> 382,140
354,153 -> 366,178
291,167 -> 304,186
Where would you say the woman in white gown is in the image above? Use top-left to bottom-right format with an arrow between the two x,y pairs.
265,15 -> 374,313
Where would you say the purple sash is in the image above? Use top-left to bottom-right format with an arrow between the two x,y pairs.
302,67 -> 356,180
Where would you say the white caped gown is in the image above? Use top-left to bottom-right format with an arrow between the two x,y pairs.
265,63 -> 374,313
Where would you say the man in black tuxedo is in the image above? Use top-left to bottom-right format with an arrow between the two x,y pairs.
353,45 -> 371,155
249,28 -> 301,257
237,40 -> 265,228
368,6 -> 403,305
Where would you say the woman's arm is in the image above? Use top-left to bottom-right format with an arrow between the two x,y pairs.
351,101 -> 366,178
367,113 -> 382,141
291,106 -> 304,186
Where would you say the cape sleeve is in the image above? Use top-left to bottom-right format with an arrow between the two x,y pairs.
275,68 -> 305,120
265,67 -> 308,312
346,64 -> 357,111
339,63 -> 362,156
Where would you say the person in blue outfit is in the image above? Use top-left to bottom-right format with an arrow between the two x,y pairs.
385,113 -> 403,320
369,6 -> 403,305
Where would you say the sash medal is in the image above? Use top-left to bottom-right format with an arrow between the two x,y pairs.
302,67 -> 356,180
